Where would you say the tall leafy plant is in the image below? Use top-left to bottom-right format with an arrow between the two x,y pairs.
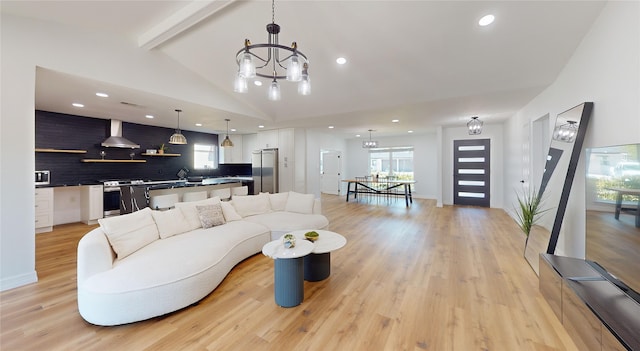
514,186 -> 550,241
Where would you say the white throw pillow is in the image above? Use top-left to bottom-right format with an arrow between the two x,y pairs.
175,197 -> 220,231
98,207 -> 159,259
196,204 -> 226,228
231,193 -> 271,217
221,201 -> 242,221
284,191 -> 315,214
269,192 -> 289,211
151,208 -> 191,239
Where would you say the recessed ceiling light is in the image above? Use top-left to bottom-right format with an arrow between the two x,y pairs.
72,103 -> 84,108
336,57 -> 347,65
479,14 -> 495,26
96,92 -> 108,98
328,126 -> 334,129
408,130 -> 414,133
145,115 -> 154,119
195,123 -> 202,127
231,128 -> 237,132
392,119 -> 399,123
355,134 -> 361,137
254,80 -> 262,86
258,125 -> 265,129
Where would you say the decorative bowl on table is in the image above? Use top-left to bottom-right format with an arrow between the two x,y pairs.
283,233 -> 296,249
304,231 -> 319,242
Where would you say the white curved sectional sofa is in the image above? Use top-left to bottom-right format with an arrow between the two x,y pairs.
77,192 -> 329,326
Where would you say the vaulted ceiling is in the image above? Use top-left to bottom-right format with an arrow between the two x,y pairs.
2,0 -> 606,138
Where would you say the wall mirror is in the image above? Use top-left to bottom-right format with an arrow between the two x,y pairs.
524,102 -> 593,274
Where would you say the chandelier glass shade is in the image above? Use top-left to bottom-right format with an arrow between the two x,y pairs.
362,129 -> 378,148
234,0 -> 310,100
169,109 -> 187,145
552,120 -> 578,143
221,119 -> 234,147
467,116 -> 483,135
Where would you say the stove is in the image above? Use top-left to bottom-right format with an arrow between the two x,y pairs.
99,179 -> 146,217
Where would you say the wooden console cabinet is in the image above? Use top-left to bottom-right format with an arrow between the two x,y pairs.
539,254 -> 639,351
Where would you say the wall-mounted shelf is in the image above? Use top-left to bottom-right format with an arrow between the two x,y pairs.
35,148 -> 87,154
141,153 -> 181,157
81,159 -> 146,163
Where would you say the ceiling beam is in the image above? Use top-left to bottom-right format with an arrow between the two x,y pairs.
138,0 -> 236,50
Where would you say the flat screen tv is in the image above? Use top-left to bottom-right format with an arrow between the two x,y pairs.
585,143 -> 640,303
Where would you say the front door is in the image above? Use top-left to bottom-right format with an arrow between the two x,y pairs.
453,139 -> 491,207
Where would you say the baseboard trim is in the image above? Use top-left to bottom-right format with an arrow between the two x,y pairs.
1,271 -> 38,291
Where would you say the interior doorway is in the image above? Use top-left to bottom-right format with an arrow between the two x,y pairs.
453,139 -> 491,207
320,150 -> 341,195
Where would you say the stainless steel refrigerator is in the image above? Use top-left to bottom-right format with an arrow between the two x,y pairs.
252,148 -> 278,194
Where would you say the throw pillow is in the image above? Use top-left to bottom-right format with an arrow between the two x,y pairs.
196,204 -> 226,229
231,193 -> 271,217
151,208 -> 191,239
269,192 -> 289,211
98,207 -> 160,259
221,201 -> 242,221
175,197 -> 220,231
284,191 -> 315,214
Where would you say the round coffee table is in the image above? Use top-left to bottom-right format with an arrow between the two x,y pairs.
262,239 -> 314,307
288,230 -> 347,282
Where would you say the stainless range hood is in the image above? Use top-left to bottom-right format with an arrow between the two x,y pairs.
101,120 -> 140,148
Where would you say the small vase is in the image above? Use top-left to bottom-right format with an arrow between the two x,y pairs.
158,149 -> 164,155
283,234 -> 296,249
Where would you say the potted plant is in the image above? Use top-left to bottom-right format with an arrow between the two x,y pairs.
157,144 -> 169,155
514,186 -> 550,255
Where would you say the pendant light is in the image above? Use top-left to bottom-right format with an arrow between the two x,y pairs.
362,129 -> 378,148
467,116 -> 483,135
169,109 -> 187,144
221,118 -> 234,147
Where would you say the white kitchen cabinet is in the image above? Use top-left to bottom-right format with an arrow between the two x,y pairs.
219,135 -> 245,164
257,130 -> 279,149
81,185 -> 103,225
35,188 -> 54,233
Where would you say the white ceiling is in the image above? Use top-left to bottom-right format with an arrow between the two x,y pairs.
2,0 -> 606,138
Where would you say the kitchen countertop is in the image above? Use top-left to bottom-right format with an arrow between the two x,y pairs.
35,176 -> 253,188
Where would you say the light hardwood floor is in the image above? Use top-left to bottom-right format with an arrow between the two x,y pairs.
1,195 -> 577,351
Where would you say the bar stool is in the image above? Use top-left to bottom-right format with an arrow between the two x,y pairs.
231,186 -> 248,197
210,187 -> 231,201
182,191 -> 208,202
149,193 -> 179,210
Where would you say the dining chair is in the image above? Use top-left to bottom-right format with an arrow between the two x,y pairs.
355,176 -> 369,203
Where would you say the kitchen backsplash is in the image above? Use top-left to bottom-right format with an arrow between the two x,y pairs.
35,110 -> 250,186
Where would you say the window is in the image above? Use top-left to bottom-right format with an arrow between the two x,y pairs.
587,144 -> 640,203
194,144 -> 217,169
368,147 -> 414,181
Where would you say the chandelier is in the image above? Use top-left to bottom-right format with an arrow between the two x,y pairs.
169,109 -> 187,144
362,129 -> 378,148
220,119 -> 234,147
467,116 -> 483,135
552,120 -> 578,143
233,0 -> 310,100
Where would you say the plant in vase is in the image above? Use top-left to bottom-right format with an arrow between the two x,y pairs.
514,186 -> 550,255
157,144 -> 169,155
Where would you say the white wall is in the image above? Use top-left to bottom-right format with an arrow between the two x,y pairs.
503,1 -> 640,257
344,133 -> 438,200
0,14 -> 253,290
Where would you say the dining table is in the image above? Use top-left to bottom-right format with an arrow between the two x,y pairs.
342,178 -> 415,207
